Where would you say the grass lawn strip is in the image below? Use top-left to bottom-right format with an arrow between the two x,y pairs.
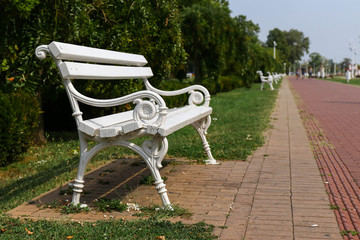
319,76 -> 360,86
0,214 -> 216,240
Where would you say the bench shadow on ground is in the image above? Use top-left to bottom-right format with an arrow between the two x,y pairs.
32,158 -> 175,207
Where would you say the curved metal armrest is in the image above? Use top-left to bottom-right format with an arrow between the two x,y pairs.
143,79 -> 211,107
67,81 -> 168,127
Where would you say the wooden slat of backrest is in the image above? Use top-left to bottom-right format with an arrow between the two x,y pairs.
48,41 -> 148,66
59,62 -> 153,80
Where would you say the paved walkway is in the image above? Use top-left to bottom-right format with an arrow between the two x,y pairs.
289,76 -> 360,240
7,78 -> 342,239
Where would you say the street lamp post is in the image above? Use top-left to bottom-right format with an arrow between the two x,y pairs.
355,49 -> 357,76
349,42 -> 355,78
273,41 -> 277,59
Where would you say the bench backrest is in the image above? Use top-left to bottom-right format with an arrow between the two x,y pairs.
47,41 -> 153,80
256,70 -> 263,77
35,41 -> 155,125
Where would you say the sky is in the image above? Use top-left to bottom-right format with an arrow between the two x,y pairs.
228,0 -> 360,63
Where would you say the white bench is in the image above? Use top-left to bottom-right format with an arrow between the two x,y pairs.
271,72 -> 279,84
35,41 -> 217,209
256,70 -> 274,90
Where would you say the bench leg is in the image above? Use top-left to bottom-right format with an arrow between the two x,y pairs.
69,134 -> 172,209
192,116 -> 218,164
269,82 -> 274,90
71,132 -> 97,207
141,137 -> 172,209
260,82 -> 264,90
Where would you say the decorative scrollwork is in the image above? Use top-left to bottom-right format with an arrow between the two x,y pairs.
133,99 -> 158,123
142,137 -> 168,168
188,90 -> 204,105
35,45 -> 50,60
192,115 -> 211,135
134,99 -> 156,120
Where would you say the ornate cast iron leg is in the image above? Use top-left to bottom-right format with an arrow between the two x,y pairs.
141,137 -> 172,209
71,132 -> 91,207
269,82 -> 274,90
192,116 -> 218,164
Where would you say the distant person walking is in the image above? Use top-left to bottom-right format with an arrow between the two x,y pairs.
320,65 -> 325,78
296,68 -> 301,79
308,67 -> 313,78
346,67 -> 351,83
301,67 -> 306,79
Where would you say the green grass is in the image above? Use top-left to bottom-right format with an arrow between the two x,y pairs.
168,82 -> 279,160
0,80 -> 280,239
0,133 -> 122,212
0,214 -> 216,240
139,175 -> 168,186
133,204 -> 193,219
320,76 -> 360,86
93,198 -> 128,213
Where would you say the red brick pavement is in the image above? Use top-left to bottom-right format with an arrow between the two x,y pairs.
289,76 -> 360,239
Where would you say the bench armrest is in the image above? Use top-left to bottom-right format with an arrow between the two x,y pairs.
67,82 -> 168,127
143,79 -> 211,107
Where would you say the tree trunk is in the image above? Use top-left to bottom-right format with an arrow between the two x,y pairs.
33,91 -> 47,145
194,56 -> 203,84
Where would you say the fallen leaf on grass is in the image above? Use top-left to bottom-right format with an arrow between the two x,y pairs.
25,228 -> 33,235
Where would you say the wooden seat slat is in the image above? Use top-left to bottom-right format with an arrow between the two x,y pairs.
59,62 -> 153,80
49,41 -> 148,66
79,105 -> 212,138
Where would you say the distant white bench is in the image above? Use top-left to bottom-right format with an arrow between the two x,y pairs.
256,71 -> 274,90
35,41 -> 217,209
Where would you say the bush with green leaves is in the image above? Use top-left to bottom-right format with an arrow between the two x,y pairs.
0,0 -> 187,133
0,90 -> 39,166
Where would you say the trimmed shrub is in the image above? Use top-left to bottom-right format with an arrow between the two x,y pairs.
0,91 -> 39,166
219,75 -> 244,92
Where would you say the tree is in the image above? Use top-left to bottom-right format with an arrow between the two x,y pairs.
266,28 -> 289,61
266,28 -> 310,65
284,29 -> 310,63
308,52 -> 323,70
224,15 -> 262,87
340,58 -> 351,71
180,0 -> 232,84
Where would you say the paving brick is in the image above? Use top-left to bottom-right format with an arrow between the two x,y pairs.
220,227 -> 246,240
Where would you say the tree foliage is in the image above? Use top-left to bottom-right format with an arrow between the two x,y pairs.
0,0 -> 186,93
180,0 -> 276,87
180,0 -> 231,84
308,52 -> 323,69
267,28 -> 310,66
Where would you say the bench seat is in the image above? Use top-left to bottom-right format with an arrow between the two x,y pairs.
79,105 -> 213,138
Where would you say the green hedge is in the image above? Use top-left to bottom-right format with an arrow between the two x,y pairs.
0,91 -> 39,166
